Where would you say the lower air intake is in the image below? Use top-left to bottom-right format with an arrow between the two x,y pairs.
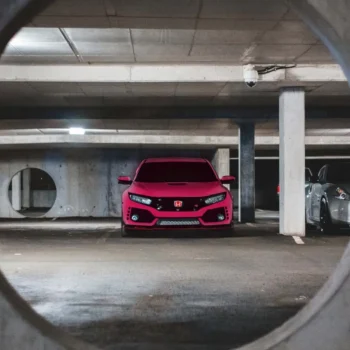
157,219 -> 200,226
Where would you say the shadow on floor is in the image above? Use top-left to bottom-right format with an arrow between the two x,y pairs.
118,225 -> 279,239
65,302 -> 302,350
306,227 -> 350,238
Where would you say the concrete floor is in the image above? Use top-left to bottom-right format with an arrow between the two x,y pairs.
0,216 -> 348,350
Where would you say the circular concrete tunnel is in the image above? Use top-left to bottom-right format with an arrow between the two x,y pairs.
0,0 -> 350,349
8,168 -> 57,218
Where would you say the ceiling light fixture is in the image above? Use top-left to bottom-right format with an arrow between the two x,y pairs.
69,128 -> 85,135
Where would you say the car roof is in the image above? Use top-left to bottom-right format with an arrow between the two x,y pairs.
144,157 -> 208,163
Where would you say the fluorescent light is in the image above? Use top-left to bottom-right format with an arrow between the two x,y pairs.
69,128 -> 85,135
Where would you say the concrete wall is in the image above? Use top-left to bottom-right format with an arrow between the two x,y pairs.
9,190 -> 56,208
0,149 -> 213,218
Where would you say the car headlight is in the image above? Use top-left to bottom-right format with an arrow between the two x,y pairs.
129,194 -> 152,205
335,187 -> 350,200
204,193 -> 226,205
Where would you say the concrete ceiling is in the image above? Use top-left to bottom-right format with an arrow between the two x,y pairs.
2,26 -> 330,65
2,0 -> 333,65
0,0 -> 347,151
0,0 -> 346,108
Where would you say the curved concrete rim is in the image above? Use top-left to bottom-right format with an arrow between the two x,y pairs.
6,167 -> 58,218
0,0 -> 350,349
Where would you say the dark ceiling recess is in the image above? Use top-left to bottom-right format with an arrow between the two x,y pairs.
1,106 -> 350,121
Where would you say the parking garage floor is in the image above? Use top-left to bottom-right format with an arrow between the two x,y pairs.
0,215 -> 348,350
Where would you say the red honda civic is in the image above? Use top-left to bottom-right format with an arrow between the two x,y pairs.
118,157 -> 235,236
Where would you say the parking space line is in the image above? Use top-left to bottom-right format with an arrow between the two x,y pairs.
246,223 -> 257,227
293,236 -> 305,245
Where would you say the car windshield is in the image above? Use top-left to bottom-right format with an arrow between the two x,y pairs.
135,161 -> 217,183
327,163 -> 350,183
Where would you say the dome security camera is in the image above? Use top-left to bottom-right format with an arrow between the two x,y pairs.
243,64 -> 259,88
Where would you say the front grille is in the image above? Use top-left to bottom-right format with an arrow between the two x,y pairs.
151,197 -> 205,212
157,219 -> 201,226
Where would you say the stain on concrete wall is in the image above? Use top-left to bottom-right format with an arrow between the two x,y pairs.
0,149 -> 213,218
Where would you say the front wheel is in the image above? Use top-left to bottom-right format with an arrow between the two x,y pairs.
222,221 -> 234,237
120,221 -> 130,237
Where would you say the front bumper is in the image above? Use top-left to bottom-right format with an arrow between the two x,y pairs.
123,199 -> 233,229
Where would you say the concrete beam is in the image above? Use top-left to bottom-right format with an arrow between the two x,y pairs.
0,64 -> 345,83
0,134 -> 349,149
0,134 -> 238,149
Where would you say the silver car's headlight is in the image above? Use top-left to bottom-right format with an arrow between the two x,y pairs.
204,193 -> 226,205
130,194 -> 152,205
335,187 -> 350,200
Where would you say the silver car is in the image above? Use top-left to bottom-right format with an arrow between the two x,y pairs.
306,163 -> 350,233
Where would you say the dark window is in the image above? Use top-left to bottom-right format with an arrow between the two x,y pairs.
135,161 -> 217,183
327,163 -> 350,183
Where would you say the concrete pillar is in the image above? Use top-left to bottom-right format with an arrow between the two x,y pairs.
11,172 -> 21,211
279,87 -> 305,237
239,123 -> 255,223
213,148 -> 230,189
22,168 -> 31,209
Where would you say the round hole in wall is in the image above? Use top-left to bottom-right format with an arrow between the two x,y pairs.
8,168 -> 57,218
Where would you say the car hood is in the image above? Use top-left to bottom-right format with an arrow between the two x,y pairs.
130,181 -> 226,197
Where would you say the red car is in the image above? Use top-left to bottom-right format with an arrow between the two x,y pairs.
118,157 -> 235,236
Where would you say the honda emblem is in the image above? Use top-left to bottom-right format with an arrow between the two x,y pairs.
174,200 -> 183,208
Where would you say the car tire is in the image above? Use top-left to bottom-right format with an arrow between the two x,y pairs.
225,229 -> 234,237
223,221 -> 234,237
120,218 -> 130,237
319,198 -> 336,234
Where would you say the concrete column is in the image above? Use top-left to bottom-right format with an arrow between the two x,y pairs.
213,148 -> 230,189
22,168 -> 31,209
11,172 -> 22,211
279,87 -> 305,237
239,123 -> 255,223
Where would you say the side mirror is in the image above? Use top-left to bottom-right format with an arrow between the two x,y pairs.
118,176 -> 132,185
220,175 -> 236,184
